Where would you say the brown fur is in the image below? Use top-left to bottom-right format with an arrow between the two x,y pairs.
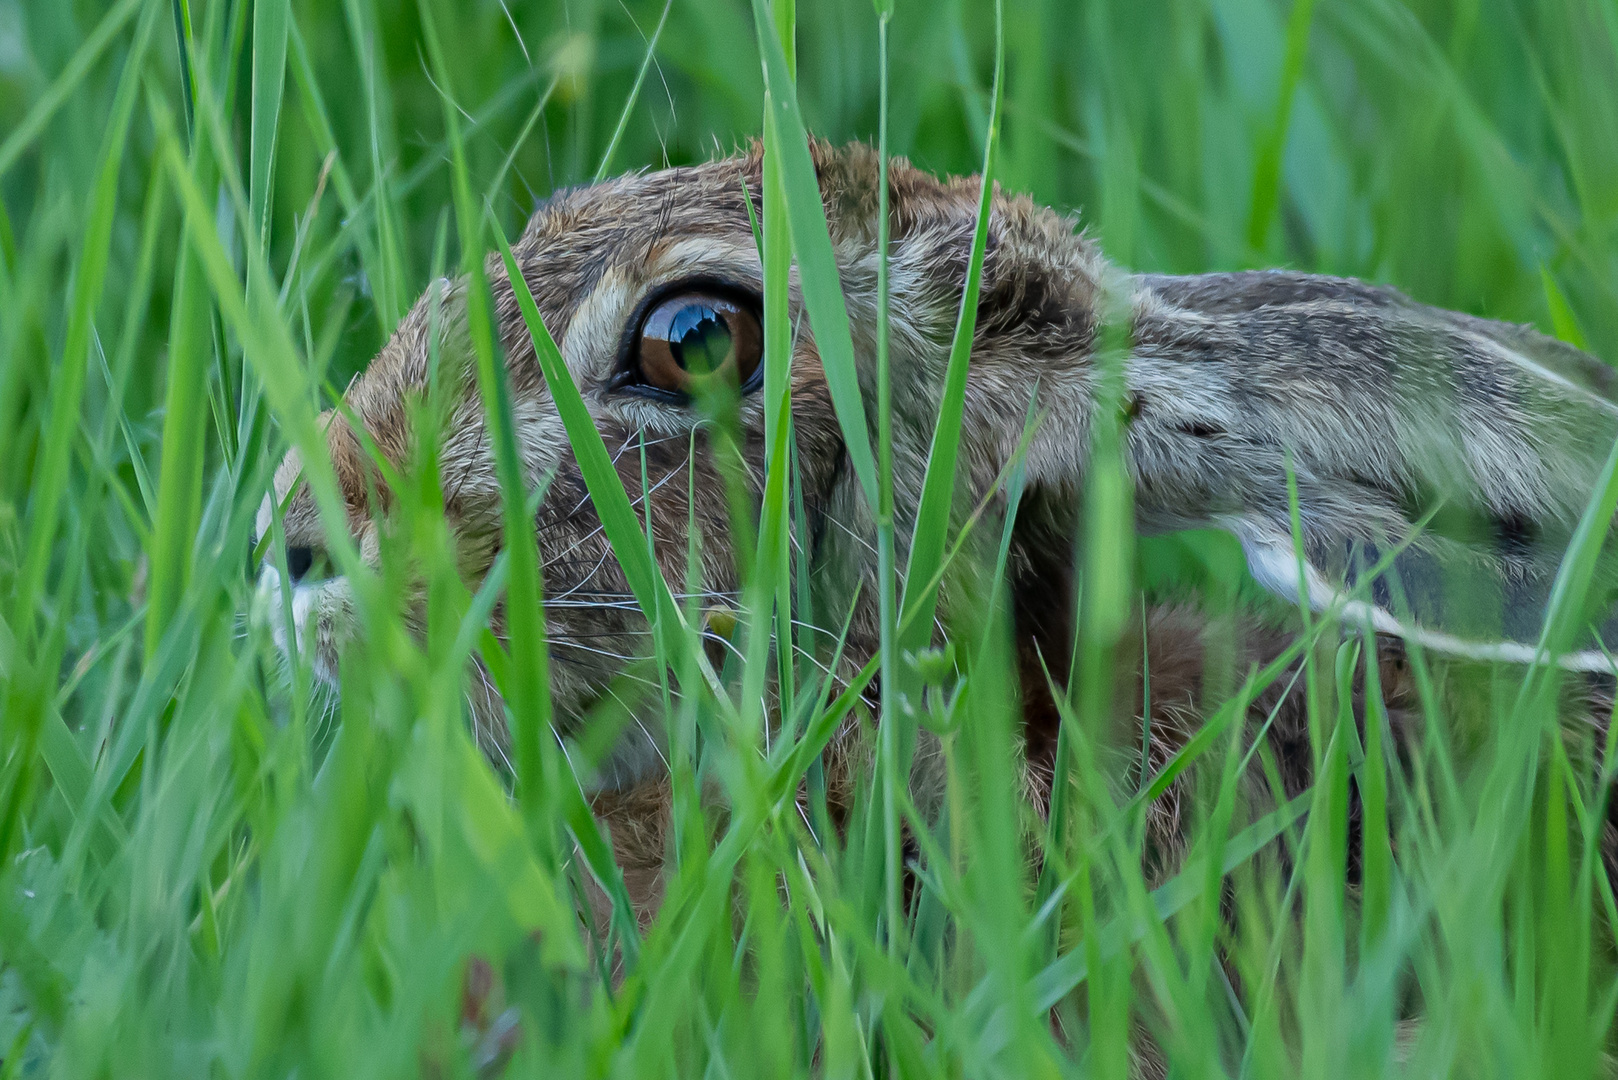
259,141 -> 1618,920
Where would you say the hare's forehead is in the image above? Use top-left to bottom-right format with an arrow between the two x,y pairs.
529,181 -> 766,367
543,160 -> 755,224
527,166 -> 759,275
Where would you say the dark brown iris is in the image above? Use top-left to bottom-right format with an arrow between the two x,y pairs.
634,292 -> 762,397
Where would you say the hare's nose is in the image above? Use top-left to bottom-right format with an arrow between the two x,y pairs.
286,545 -> 321,583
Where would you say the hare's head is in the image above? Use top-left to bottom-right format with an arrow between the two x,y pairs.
259,140 -> 1618,779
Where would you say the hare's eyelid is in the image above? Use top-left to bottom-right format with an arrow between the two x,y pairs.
605,368 -> 690,406
606,355 -> 767,406
606,366 -> 766,407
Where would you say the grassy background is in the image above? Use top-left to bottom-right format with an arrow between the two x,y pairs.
2,0 -> 1618,1075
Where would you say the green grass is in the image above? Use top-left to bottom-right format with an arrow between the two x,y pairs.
3,0 -> 1618,1076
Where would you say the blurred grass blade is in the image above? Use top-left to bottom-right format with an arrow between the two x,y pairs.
1247,0 -> 1317,252
343,0 -> 409,331
454,736 -> 587,968
248,0 -> 289,252
416,0 -> 558,861
13,3 -> 157,636
0,0 -> 147,180
144,0 -> 229,661
143,168 -> 214,657
152,100 -> 357,565
240,0 -> 289,470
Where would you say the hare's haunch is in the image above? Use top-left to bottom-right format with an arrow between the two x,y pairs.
257,142 -> 1618,906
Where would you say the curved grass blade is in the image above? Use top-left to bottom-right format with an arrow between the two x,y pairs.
594,0 -> 673,183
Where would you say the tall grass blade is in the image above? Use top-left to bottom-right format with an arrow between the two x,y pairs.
898,0 -> 1003,652
415,0 -> 557,863
750,0 -> 878,506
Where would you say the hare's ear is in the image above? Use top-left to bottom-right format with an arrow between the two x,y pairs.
1124,271 -> 1618,669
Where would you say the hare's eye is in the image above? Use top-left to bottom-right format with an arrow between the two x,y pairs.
630,292 -> 762,398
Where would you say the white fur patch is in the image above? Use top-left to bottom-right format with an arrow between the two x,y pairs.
1232,521 -> 1618,673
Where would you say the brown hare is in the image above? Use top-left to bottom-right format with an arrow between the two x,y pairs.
256,141 -> 1618,912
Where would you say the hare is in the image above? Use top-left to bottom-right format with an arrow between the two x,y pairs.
256,141 -> 1618,913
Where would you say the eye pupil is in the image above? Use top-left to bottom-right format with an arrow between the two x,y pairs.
672,308 -> 732,375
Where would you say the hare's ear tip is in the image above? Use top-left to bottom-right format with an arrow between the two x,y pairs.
1231,514 -> 1618,672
